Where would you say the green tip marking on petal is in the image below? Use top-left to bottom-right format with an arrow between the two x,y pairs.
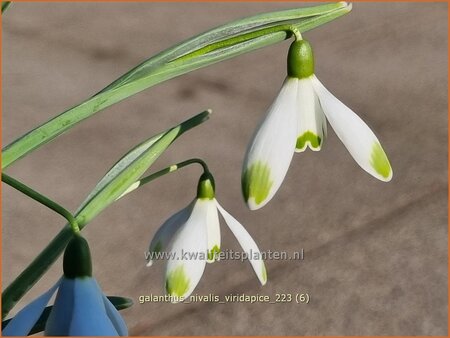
242,161 -> 273,206
207,245 -> 220,262
370,142 -> 392,179
261,264 -> 267,284
296,131 -> 321,150
166,265 -> 190,297
153,241 -> 162,254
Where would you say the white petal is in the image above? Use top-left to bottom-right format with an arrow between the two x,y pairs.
311,75 -> 392,181
242,77 -> 298,210
206,199 -> 220,263
296,77 -> 327,152
216,201 -> 267,285
147,200 -> 194,266
165,199 -> 209,302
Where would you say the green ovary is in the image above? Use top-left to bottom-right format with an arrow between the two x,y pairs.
207,245 -> 220,262
242,161 -> 273,205
296,131 -> 321,150
370,142 -> 392,179
166,265 -> 190,297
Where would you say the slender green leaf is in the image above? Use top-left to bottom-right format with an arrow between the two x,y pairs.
1,1 -> 11,14
2,111 -> 210,319
2,3 -> 351,169
2,296 -> 133,335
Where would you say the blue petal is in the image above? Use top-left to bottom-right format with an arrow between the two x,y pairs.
101,293 -> 128,336
3,279 -> 61,336
68,278 -> 118,336
44,277 -> 75,335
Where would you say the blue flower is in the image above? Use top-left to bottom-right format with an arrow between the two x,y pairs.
3,235 -> 128,336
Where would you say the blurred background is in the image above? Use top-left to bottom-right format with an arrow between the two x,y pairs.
2,2 -> 448,335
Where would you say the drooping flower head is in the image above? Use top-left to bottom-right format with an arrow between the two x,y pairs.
3,235 -> 128,336
242,38 -> 393,210
148,172 -> 267,302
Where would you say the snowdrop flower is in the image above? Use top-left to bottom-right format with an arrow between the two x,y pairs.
147,172 -> 267,302
3,235 -> 128,336
242,39 -> 392,210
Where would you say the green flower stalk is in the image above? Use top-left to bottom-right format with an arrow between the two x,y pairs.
2,2 -> 352,320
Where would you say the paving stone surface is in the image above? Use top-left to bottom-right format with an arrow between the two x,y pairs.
2,2 -> 448,335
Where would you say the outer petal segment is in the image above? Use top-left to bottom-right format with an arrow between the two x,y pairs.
242,77 -> 298,210
216,201 -> 267,285
311,75 -> 392,181
165,199 -> 208,302
147,201 -> 194,266
45,278 -> 75,335
3,279 -> 61,336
